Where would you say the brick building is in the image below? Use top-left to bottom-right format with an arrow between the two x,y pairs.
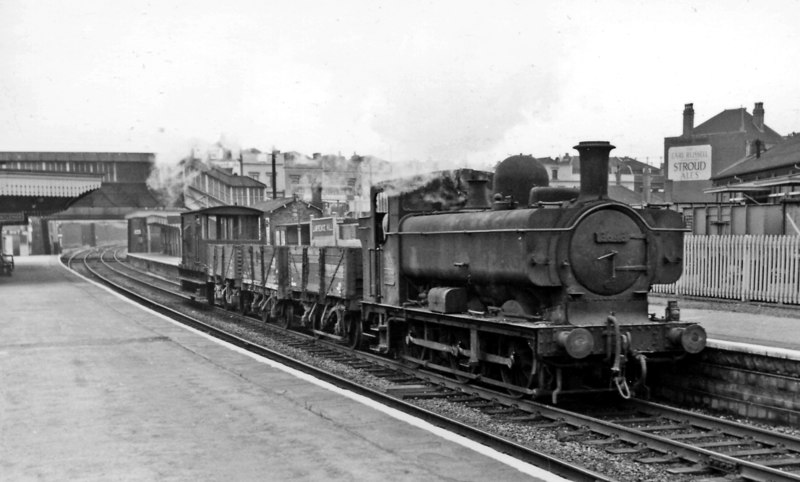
681,133 -> 800,235
182,158 -> 267,210
663,102 -> 783,205
251,196 -> 323,245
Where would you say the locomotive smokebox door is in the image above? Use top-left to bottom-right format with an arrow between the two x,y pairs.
428,287 -> 468,314
569,209 -> 647,295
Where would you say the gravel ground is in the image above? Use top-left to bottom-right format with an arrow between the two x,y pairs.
182,309 -> 717,481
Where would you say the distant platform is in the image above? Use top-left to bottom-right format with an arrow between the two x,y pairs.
650,295 -> 800,360
126,251 -> 181,266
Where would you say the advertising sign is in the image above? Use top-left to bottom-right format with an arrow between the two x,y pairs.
310,217 -> 335,246
0,212 -> 25,223
668,145 -> 712,181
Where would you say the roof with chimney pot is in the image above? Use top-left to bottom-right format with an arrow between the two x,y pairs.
714,134 -> 800,179
692,108 -> 782,140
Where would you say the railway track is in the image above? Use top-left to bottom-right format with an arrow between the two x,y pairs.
68,247 -> 800,481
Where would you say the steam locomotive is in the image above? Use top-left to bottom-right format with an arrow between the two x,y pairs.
178,141 -> 706,403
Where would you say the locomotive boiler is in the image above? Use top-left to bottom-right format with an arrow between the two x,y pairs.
359,141 -> 706,402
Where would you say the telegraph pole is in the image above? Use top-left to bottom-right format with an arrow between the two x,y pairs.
271,149 -> 278,199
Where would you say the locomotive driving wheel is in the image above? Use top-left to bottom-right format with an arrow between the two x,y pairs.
343,312 -> 362,350
500,339 -> 537,397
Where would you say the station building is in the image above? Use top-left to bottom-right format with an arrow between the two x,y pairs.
0,151 -> 157,254
181,158 -> 267,210
252,195 -> 323,245
692,133 -> 800,235
126,209 -> 184,256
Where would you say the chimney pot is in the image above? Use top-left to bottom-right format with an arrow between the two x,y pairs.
683,103 -> 695,137
753,102 -> 765,131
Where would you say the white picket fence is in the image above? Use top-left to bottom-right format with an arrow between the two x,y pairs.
652,235 -> 800,304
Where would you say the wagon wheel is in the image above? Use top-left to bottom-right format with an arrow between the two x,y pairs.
500,340 -> 537,398
322,309 -> 362,349
261,296 -> 276,324
205,283 -> 215,307
310,306 -> 324,339
241,292 -> 252,316
279,301 -> 294,329
343,312 -> 362,350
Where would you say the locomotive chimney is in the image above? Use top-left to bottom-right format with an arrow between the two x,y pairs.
465,173 -> 490,209
575,141 -> 615,200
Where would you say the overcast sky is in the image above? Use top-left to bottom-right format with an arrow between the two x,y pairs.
2,0 -> 799,169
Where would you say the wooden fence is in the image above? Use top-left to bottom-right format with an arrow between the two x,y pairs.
652,235 -> 800,304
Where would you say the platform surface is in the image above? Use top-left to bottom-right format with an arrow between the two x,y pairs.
650,295 -> 800,358
0,256 -> 562,481
126,251 -> 180,266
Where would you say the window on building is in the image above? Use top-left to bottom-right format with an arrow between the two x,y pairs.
551,169 -> 558,180
248,172 -> 260,181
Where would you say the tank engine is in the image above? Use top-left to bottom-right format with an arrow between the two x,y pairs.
176,140 -> 706,403
359,141 -> 705,402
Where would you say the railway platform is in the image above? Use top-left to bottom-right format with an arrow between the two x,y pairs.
0,256 -> 563,481
649,295 -> 800,359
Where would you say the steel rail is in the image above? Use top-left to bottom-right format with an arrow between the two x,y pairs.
70,250 -> 608,482
79,250 -> 800,480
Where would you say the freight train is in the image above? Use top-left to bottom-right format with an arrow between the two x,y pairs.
177,141 -> 706,403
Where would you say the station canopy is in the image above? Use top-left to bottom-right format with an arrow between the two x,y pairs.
0,170 -> 102,225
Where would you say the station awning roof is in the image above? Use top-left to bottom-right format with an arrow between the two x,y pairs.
0,170 -> 103,225
0,170 -> 102,197
704,184 -> 770,194
704,174 -> 800,194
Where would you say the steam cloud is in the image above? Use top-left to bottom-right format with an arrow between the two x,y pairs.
369,66 -> 559,165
